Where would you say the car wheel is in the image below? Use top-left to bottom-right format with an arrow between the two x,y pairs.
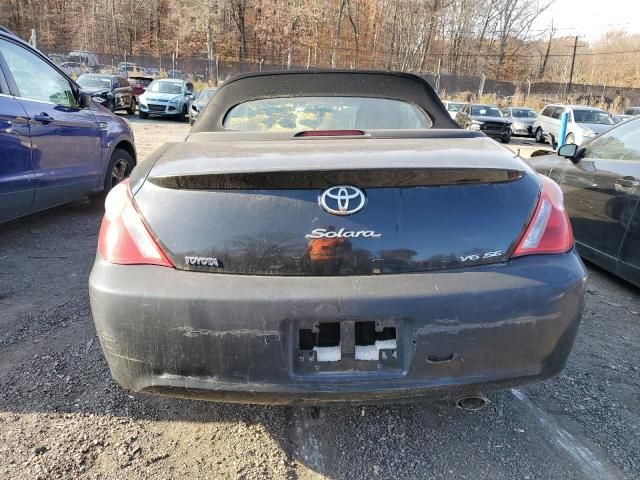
127,97 -> 136,115
182,105 -> 189,122
106,149 -> 135,192
565,133 -> 575,144
500,135 -> 511,144
91,148 -> 135,206
535,128 -> 545,143
139,111 -> 148,120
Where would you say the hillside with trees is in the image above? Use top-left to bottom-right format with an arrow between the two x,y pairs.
3,0 -> 640,87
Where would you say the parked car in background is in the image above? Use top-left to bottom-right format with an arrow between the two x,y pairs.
68,50 -> 99,71
60,61 -> 84,77
117,62 -> 138,75
128,75 -> 154,96
189,87 -> 217,125
441,100 -> 466,120
167,69 -> 186,79
77,73 -> 136,114
501,106 -> 537,136
455,103 -> 511,143
531,117 -> 640,287
613,114 -> 633,124
90,70 -> 586,407
0,27 -> 136,223
47,53 -> 67,66
138,78 -> 195,120
624,106 -> 640,116
533,104 -> 615,147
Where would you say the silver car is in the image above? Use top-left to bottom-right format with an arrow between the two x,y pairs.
501,107 -> 537,136
441,100 -> 467,120
533,104 -> 615,147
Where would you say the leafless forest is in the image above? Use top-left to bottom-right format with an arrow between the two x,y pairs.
3,0 -> 640,87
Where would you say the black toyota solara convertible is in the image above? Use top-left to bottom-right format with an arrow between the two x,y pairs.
89,71 -> 587,407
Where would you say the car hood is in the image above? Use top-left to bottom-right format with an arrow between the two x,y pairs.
83,86 -> 111,95
471,115 -> 510,124
511,118 -> 535,126
144,92 -> 183,102
576,123 -> 613,134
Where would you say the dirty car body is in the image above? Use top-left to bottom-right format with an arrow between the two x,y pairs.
89,71 -> 587,405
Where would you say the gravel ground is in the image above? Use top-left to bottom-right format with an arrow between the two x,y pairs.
0,116 -> 638,479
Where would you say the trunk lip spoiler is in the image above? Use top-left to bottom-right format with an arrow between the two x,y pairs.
147,167 -> 526,191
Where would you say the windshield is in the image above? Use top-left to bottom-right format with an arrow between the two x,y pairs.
512,109 -> 537,118
446,102 -> 465,112
573,109 -> 614,125
77,75 -> 112,89
471,106 -> 502,117
224,97 -> 431,131
148,81 -> 184,94
198,89 -> 216,102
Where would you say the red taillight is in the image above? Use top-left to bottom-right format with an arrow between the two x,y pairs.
295,130 -> 365,137
512,175 -> 573,257
97,180 -> 173,267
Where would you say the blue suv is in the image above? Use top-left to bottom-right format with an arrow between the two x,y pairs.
0,27 -> 136,223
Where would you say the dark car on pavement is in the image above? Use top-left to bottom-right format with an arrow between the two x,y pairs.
189,87 -> 217,125
501,106 -> 537,136
0,27 -> 136,223
455,103 -> 512,143
76,73 -> 136,114
89,71 -> 586,407
531,117 -> 640,287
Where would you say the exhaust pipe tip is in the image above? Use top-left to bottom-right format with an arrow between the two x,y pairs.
456,395 -> 489,411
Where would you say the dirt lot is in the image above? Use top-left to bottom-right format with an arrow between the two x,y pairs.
0,117 -> 638,480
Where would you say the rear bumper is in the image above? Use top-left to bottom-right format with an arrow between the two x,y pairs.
89,251 -> 587,405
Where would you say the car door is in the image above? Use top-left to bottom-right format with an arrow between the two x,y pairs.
619,202 -> 639,286
0,37 -> 102,211
0,72 -> 34,222
115,76 -> 132,110
558,118 -> 640,273
547,106 -> 563,141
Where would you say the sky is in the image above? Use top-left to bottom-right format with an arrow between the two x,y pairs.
531,0 -> 640,42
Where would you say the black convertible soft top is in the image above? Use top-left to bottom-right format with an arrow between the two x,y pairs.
191,70 -> 459,132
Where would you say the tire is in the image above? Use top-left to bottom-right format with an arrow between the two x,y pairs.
127,97 -> 136,115
500,135 -> 511,144
182,105 -> 189,122
104,149 -> 135,193
565,133 -> 575,144
90,148 -> 134,206
535,128 -> 545,143
139,111 -> 148,119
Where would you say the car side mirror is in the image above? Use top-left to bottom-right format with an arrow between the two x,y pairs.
78,90 -> 92,108
558,143 -> 578,161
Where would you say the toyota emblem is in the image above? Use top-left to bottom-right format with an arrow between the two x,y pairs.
319,186 -> 367,216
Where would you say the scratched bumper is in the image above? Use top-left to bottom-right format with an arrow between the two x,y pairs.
89,251 -> 587,405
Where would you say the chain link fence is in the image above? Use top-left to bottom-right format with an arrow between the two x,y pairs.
45,49 -> 640,111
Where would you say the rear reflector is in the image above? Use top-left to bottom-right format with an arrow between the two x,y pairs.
295,130 -> 365,137
97,180 -> 172,267
512,175 -> 573,257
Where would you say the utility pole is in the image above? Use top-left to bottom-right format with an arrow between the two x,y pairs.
567,36 -> 579,95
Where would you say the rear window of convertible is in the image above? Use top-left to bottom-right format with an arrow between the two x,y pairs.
223,97 -> 432,131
